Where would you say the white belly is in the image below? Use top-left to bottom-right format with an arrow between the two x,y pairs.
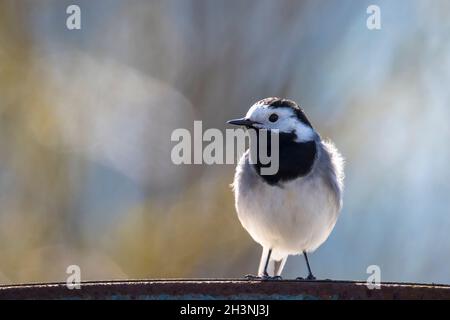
234,160 -> 340,259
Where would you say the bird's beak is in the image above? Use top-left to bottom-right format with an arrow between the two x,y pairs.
227,118 -> 259,127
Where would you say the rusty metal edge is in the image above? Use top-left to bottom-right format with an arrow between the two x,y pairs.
2,278 -> 450,287
0,279 -> 449,300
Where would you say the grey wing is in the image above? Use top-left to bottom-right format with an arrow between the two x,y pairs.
316,140 -> 345,210
232,150 -> 259,199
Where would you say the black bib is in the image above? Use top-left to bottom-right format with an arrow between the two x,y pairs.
252,130 -> 317,186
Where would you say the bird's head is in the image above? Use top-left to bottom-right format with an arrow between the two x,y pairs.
227,97 -> 316,142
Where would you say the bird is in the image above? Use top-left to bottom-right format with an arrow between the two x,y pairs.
227,97 -> 344,280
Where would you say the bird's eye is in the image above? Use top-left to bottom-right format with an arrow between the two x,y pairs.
269,113 -> 278,122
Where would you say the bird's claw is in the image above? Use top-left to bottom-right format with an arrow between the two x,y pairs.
306,274 -> 316,280
296,275 -> 316,281
264,275 -> 283,281
245,274 -> 282,281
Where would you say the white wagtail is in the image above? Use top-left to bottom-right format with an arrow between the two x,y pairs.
227,97 -> 344,280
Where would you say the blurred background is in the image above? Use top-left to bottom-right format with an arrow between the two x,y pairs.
1,0 -> 449,285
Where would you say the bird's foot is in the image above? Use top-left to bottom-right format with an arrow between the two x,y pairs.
245,274 -> 282,281
306,274 -> 316,281
264,275 -> 283,281
296,274 -> 316,281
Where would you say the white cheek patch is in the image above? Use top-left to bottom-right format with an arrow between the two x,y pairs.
245,104 -> 315,142
293,120 -> 315,142
276,113 -> 314,142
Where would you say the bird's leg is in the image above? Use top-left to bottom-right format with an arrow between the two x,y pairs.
303,251 -> 316,280
296,251 -> 316,280
262,248 -> 272,277
245,247 -> 270,280
245,248 -> 282,280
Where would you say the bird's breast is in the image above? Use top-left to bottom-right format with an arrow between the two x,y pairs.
233,150 -> 341,254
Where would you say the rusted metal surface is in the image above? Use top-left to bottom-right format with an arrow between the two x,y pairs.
0,279 -> 449,300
